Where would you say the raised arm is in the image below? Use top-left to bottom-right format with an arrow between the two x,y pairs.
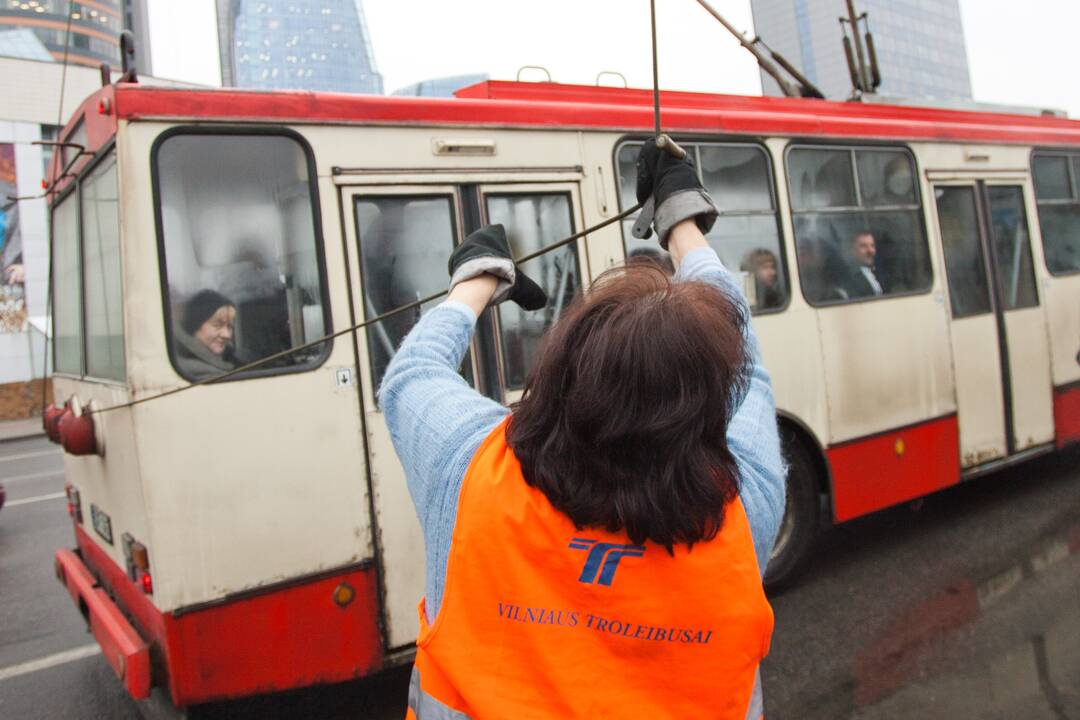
636,137 -> 786,573
377,227 -> 548,618
669,222 -> 786,573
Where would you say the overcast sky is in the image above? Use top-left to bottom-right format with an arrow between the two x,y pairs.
148,0 -> 1080,118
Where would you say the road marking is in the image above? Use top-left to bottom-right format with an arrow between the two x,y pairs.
2,470 -> 65,484
0,449 -> 60,463
0,644 -> 101,683
6,491 -> 66,507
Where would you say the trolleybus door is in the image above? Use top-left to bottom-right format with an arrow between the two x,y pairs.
339,181 -> 586,648
473,183 -> 588,404
932,180 -> 1055,468
341,185 -> 471,650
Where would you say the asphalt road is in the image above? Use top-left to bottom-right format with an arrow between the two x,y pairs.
1,434 -> 1077,719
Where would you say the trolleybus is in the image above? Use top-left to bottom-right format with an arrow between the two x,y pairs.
44,77 -> 1080,711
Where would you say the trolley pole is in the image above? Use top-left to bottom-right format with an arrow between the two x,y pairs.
846,0 -> 871,93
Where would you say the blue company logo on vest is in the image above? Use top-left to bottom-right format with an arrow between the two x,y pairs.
569,538 -> 645,586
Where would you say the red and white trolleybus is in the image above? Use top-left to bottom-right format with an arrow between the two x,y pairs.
44,77 -> 1080,711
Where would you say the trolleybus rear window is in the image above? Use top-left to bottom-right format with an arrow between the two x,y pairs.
355,195 -> 458,392
1032,152 -> 1080,275
786,146 -> 931,305
616,141 -> 788,313
153,131 -> 331,382
486,192 -> 578,390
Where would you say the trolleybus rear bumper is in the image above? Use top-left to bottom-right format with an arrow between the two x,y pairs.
55,524 -> 387,707
54,547 -> 151,699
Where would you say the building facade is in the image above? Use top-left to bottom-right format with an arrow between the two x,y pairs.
750,0 -> 972,101
0,0 -> 123,68
216,0 -> 382,94
392,74 -> 488,98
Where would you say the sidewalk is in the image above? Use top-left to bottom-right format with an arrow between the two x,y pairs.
0,417 -> 45,443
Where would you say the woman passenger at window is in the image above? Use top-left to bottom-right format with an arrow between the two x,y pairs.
741,247 -> 783,309
175,289 -> 241,378
379,140 -> 785,719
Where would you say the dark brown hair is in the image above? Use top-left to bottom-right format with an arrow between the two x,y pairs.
507,262 -> 751,551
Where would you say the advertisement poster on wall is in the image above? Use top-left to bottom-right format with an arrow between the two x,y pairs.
0,142 -> 25,333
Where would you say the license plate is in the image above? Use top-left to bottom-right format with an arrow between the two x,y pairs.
91,504 -> 113,545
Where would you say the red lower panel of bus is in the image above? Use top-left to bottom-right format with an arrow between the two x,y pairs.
72,525 -> 384,707
827,415 -> 960,523
1054,383 -> 1080,449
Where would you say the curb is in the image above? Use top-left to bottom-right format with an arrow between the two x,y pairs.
0,429 -> 47,444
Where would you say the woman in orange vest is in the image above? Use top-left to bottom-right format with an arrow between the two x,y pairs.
380,140 -> 786,719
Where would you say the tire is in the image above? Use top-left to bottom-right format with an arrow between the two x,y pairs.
763,434 -> 821,593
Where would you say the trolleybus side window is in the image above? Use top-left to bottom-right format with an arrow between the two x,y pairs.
787,146 -> 931,305
615,140 -> 788,313
355,195 -> 459,393
935,186 -> 992,319
82,154 -> 124,381
154,132 -> 330,382
485,193 -> 578,390
1032,152 -> 1080,275
986,186 -> 1039,309
51,193 -> 81,375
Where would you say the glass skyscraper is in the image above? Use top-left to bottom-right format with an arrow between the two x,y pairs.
0,0 -> 124,67
750,0 -> 972,101
216,0 -> 383,94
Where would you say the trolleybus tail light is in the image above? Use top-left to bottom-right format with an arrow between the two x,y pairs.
43,403 -> 66,443
65,483 -> 83,523
122,533 -> 152,594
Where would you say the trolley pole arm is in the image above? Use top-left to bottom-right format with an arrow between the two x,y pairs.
692,0 -> 803,98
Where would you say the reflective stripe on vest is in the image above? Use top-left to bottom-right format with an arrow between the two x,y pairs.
410,418 -> 774,719
408,666 -> 766,720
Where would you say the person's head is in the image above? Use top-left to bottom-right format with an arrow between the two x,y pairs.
851,232 -> 877,267
742,248 -> 778,287
884,155 -> 913,198
626,246 -> 675,275
506,263 -> 750,552
181,289 -> 236,356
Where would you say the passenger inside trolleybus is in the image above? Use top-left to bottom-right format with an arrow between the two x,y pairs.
378,140 -> 784,719
174,289 -> 243,378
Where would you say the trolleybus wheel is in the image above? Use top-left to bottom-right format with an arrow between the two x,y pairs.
763,436 -> 820,593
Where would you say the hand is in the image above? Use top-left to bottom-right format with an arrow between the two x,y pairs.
447,225 -> 547,311
635,138 -> 718,248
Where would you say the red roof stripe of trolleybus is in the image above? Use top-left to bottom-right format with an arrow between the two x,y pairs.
63,525 -> 384,707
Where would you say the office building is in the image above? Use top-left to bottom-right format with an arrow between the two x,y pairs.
0,0 -> 124,67
750,0 -> 972,101
216,0 -> 383,94
392,74 -> 488,98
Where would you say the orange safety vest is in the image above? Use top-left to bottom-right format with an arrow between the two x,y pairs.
407,419 -> 774,720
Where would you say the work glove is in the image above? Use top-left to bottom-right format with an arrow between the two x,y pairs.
448,225 -> 548,311
635,138 -> 719,248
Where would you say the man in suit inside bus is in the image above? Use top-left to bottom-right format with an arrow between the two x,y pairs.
844,231 -> 886,298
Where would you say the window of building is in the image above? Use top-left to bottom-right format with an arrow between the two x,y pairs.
616,140 -> 788,313
81,153 -> 124,380
1032,152 -> 1080,275
51,192 -> 81,375
485,193 -> 578,389
154,131 -> 330,381
786,146 -> 931,305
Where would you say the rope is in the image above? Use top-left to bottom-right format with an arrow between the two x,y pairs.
89,202 -> 643,415
39,1 -> 76,416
